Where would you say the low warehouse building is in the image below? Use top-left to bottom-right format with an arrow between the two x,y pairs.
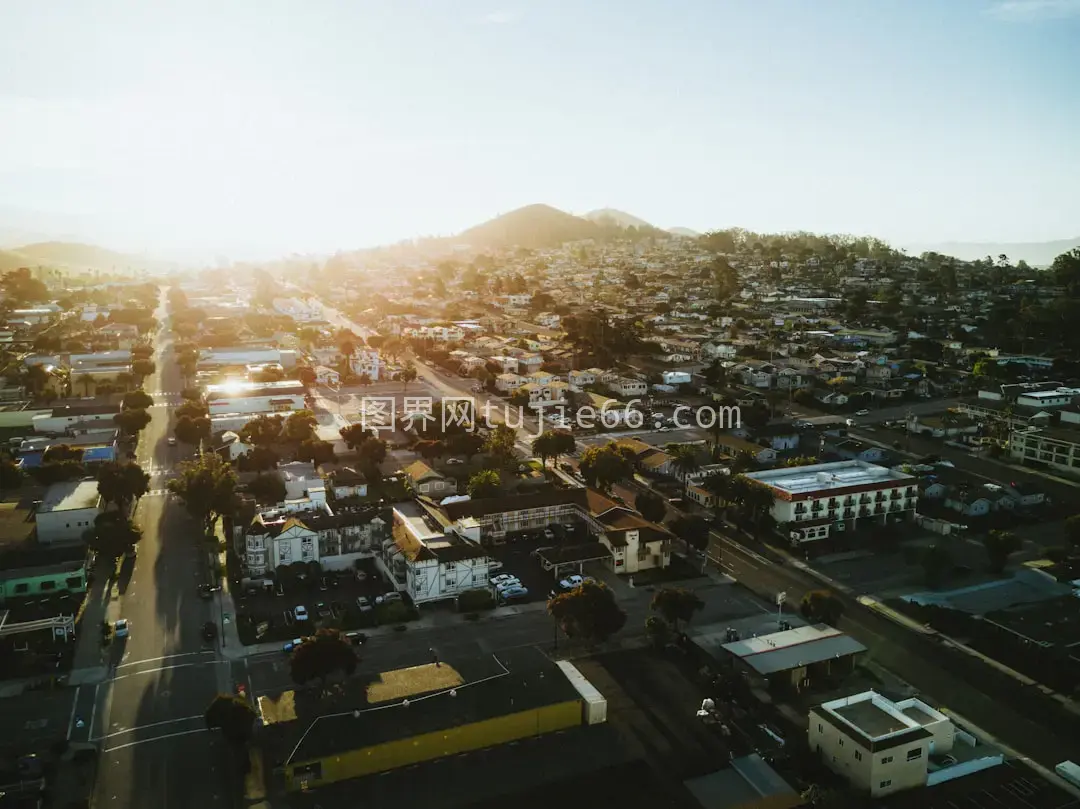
259,646 -> 602,792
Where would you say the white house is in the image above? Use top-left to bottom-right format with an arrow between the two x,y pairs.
35,480 -> 103,545
349,349 -> 382,381
314,366 -> 340,386
661,370 -> 692,386
386,502 -> 490,604
568,369 -> 596,388
495,373 -> 525,393
608,377 -> 648,397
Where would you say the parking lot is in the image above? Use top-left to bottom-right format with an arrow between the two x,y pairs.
233,558 -> 404,645
486,523 -> 604,603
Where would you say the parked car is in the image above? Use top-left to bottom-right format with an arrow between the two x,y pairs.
488,560 -> 505,572
344,631 -> 368,646
543,528 -> 555,541
447,457 -> 465,465
201,621 -> 218,641
355,596 -> 373,613
558,574 -> 584,591
113,619 -> 129,638
315,602 -> 331,618
375,592 -> 402,606
283,637 -> 306,653
293,605 -> 309,622
495,579 -> 523,593
845,418 -> 857,427
167,437 -> 177,446
855,409 -> 871,416
499,585 -> 529,603
491,574 -> 520,588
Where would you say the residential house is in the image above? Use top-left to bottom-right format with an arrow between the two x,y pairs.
495,373 -> 525,393
823,437 -> 891,465
326,467 -> 369,500
403,461 -> 458,498
608,377 -> 648,397
714,434 -> 777,465
314,366 -> 341,386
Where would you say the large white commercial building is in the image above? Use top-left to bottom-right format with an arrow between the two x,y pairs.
743,460 -> 918,545
205,380 -> 307,416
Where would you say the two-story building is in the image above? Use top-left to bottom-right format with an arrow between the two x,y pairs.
402,461 -> 458,498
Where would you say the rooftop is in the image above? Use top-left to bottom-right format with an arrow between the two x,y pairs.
39,480 -> 101,514
744,460 -> 914,497
878,761 -> 1080,809
721,623 -> 867,676
819,691 -> 947,745
266,647 -> 578,765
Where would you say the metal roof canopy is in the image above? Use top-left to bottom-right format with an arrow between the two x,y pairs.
536,543 -> 612,575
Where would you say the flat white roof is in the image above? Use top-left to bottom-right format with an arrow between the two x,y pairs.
820,691 -> 947,743
393,501 -> 444,542
744,460 -> 913,496
40,480 -> 101,513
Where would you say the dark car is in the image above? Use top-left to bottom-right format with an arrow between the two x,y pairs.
316,601 -> 332,618
344,631 -> 367,646
201,621 -> 218,641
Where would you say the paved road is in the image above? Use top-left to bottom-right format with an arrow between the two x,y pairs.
708,532 -> 1080,773
77,289 -> 235,809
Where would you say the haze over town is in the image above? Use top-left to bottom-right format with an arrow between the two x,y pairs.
2,0 -> 1079,261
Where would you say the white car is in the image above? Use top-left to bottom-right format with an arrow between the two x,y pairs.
355,596 -> 373,613
488,560 -> 505,572
114,619 -> 129,638
293,605 -> 309,622
855,409 -> 871,416
559,574 -> 584,591
447,457 -> 465,465
375,592 -> 403,606
491,574 -> 520,589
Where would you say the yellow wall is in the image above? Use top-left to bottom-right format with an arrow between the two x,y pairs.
286,699 -> 581,790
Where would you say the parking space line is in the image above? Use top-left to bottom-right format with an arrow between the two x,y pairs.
115,651 -> 215,669
89,684 -> 99,742
66,685 -> 80,739
95,715 -> 205,741
102,727 -> 208,753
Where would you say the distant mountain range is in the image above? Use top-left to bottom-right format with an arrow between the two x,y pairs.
583,208 -> 654,229
0,241 -> 174,273
901,237 -> 1078,267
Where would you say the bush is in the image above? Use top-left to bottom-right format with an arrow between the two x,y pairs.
457,588 -> 495,612
376,601 -> 412,625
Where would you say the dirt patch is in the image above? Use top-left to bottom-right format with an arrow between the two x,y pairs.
367,663 -> 463,704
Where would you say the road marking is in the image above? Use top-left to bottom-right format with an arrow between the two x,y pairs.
116,651 -> 214,669
102,727 -> 209,753
96,715 -> 205,740
66,685 -> 80,739
110,661 -> 224,681
89,684 -> 99,741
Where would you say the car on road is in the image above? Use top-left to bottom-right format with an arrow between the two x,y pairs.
167,437 -> 177,446
375,592 -> 402,606
447,457 -> 465,465
113,619 -> 129,638
543,528 -> 555,541
498,585 -> 529,603
855,409 -> 871,416
293,605 -> 309,622
344,631 -> 368,646
282,637 -> 307,653
491,574 -> 520,588
845,418 -> 856,427
355,596 -> 373,613
201,622 -> 218,641
197,583 -> 221,599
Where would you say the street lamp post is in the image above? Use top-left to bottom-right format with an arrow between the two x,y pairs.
776,591 -> 787,627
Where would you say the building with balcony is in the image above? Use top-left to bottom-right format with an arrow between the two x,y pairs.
1008,426 -> 1080,477
743,460 -> 918,546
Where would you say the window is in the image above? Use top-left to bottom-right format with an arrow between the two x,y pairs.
879,781 -> 892,789
838,738 -> 843,746
881,756 -> 893,764
65,577 -> 83,589
817,723 -> 823,733
14,583 -> 29,594
854,751 -> 862,761
906,748 -> 923,761
40,581 -> 56,591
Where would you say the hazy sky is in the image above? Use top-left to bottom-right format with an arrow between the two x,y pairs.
1,0 -> 1078,258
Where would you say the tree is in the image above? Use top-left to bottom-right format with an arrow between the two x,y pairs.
399,362 -> 418,391
799,589 -> 844,626
113,408 -> 152,435
297,438 -> 336,466
86,512 -> 141,560
167,453 -> 238,530
650,587 -> 704,632
1051,247 -> 1080,296
174,414 -> 211,446
204,694 -> 257,747
669,514 -> 710,551
467,469 -> 501,498
578,442 -> 634,491
339,424 -> 374,450
297,366 -> 317,387
0,459 -> 22,490
289,629 -> 358,691
122,389 -> 154,410
921,543 -> 953,588
446,432 -> 485,460
248,472 -> 286,504
132,358 -> 156,377
531,431 -> 560,467
644,615 -> 672,649
983,529 -> 1021,574
547,581 -> 627,647
237,445 -> 280,472
95,461 -> 150,511
668,444 -> 701,478
239,414 -> 284,447
283,410 -> 318,443
43,444 -> 83,464
635,491 -> 667,523
484,424 -> 518,467
176,400 -> 209,421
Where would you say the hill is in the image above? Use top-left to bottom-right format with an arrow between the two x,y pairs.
457,204 -> 602,249
0,241 -> 173,273
583,208 -> 654,229
901,237 -> 1079,268
667,227 -> 700,238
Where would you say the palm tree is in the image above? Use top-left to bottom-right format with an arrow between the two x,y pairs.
668,444 -> 701,480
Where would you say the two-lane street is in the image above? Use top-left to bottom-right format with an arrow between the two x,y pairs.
82,290 -> 236,809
